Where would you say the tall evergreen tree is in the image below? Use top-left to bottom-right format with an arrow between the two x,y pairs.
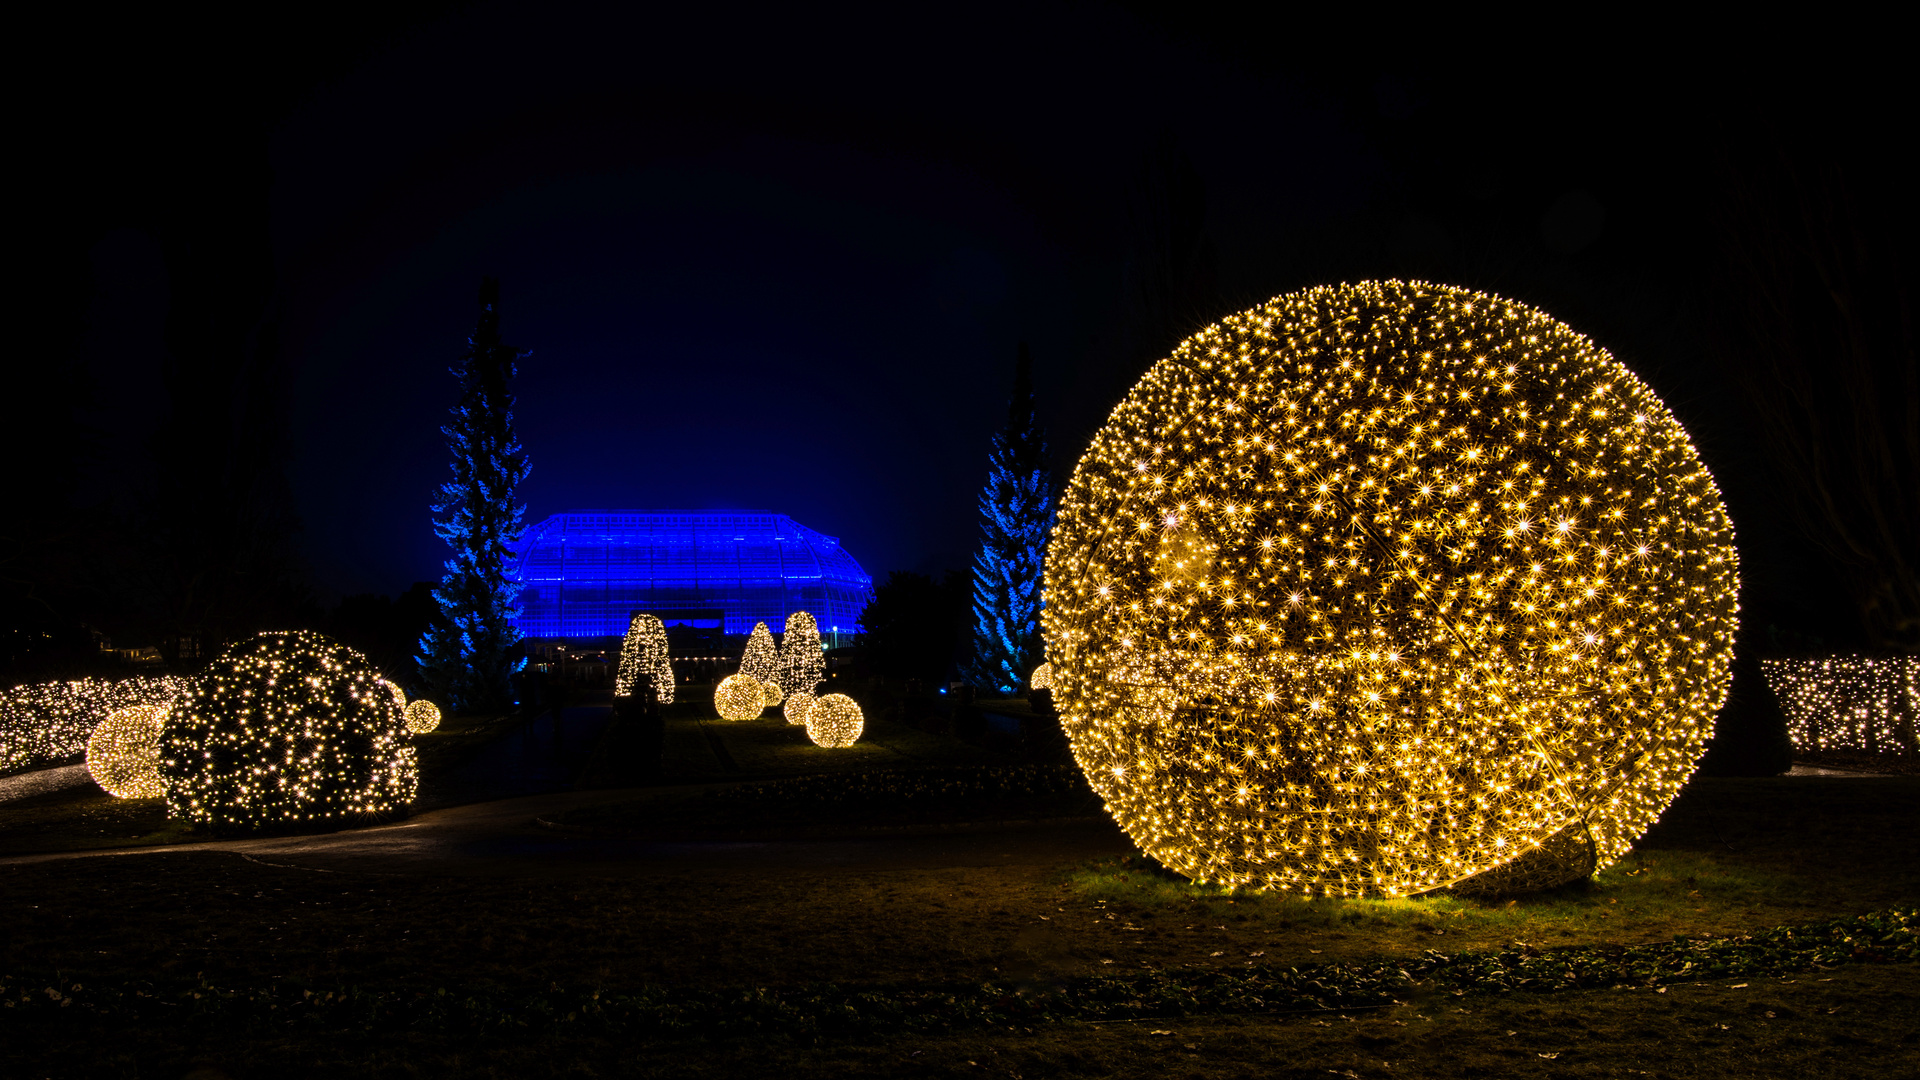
967,343 -> 1053,693
418,278 -> 532,711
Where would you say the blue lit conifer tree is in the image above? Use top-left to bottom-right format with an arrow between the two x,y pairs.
418,278 -> 532,711
967,343 -> 1052,694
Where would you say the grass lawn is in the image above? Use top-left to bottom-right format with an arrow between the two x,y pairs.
2,776 -> 1914,1076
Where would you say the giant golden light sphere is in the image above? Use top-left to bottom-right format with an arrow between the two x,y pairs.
86,704 -> 170,799
805,693 -> 864,747
1042,281 -> 1739,897
714,674 -> 768,721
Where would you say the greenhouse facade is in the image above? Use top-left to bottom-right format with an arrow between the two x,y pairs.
507,510 -> 875,646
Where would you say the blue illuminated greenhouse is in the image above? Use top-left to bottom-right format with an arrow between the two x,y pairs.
507,511 -> 874,646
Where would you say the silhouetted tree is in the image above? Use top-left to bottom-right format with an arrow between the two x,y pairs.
967,344 -> 1053,693
1714,141 -> 1919,652
858,570 -> 967,686
418,279 -> 532,711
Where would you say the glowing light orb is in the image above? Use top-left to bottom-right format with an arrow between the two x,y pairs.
760,680 -> 785,706
1041,281 -> 1739,897
159,630 -> 418,829
784,691 -> 817,726
380,679 -> 408,711
805,693 -> 864,748
1030,662 -> 1054,691
1763,656 -> 1919,755
715,674 -> 768,721
405,699 -> 443,734
86,704 -> 170,799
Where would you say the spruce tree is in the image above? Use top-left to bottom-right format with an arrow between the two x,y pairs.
417,278 -> 532,712
739,621 -> 780,701
967,343 -> 1053,694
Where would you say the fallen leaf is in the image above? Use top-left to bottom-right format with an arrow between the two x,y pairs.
1539,1052 -> 1561,1060
1250,951 -> 1265,957
1149,1030 -> 1173,1036
1730,983 -> 1748,989
1656,987 -> 1668,994
1100,959 -> 1113,965
1311,949 -> 1325,954
1210,951 -> 1226,957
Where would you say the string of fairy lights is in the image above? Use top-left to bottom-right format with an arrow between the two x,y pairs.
1041,281 -> 1740,898
614,613 -> 676,703
1762,656 -> 1920,755
159,630 -> 419,828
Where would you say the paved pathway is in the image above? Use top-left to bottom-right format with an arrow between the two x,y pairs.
0,784 -> 1135,877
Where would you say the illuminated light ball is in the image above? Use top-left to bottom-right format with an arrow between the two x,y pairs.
86,704 -> 170,799
159,630 -> 418,829
761,680 -> 785,707
1030,662 -> 1054,691
1041,281 -> 1740,898
380,678 -> 408,711
804,693 -> 864,748
714,674 -> 768,721
784,691 -> 817,726
405,699 -> 443,735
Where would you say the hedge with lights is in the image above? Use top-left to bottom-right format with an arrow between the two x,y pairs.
714,674 -> 767,721
805,693 -> 864,748
158,630 -> 418,829
1,675 -> 188,775
1041,281 -> 1739,898
615,613 -> 676,704
1762,656 -> 1919,755
776,611 -> 826,698
86,704 -> 171,798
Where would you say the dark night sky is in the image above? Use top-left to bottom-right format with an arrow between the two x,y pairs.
30,3 -> 1896,640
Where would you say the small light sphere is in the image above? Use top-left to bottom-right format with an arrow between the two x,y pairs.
86,704 -> 170,799
785,691 -> 817,726
405,699 -> 443,734
714,674 -> 768,721
1042,281 -> 1740,897
760,679 -> 785,707
380,679 -> 408,711
805,693 -> 864,748
1030,662 -> 1055,691
158,630 -> 418,829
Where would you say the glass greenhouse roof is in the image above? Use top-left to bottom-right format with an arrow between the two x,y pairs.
507,510 -> 875,640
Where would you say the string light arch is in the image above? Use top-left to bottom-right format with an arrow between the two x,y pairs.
1041,281 -> 1739,897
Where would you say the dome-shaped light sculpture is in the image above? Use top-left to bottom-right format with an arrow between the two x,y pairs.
615,613 -> 676,704
777,611 -> 827,697
87,703 -> 170,799
1030,662 -> 1054,691
784,690 -> 817,726
715,674 -> 768,721
405,699 -> 443,734
805,693 -> 864,748
159,630 -> 418,829
1042,281 -> 1739,898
